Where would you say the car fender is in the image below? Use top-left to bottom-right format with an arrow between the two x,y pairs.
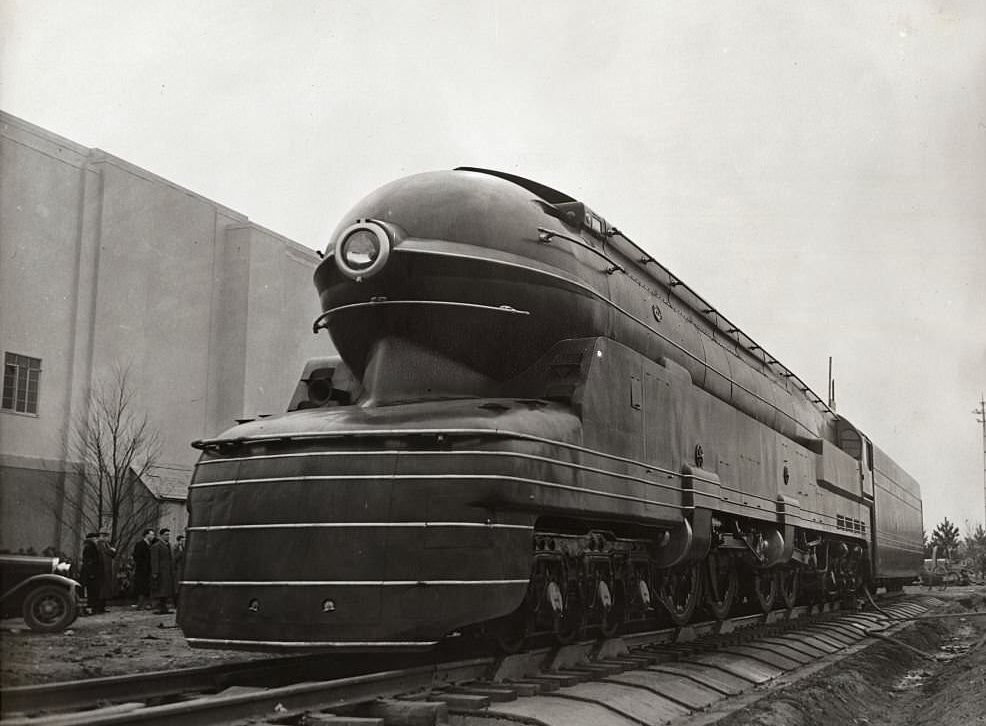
1,574 -> 80,604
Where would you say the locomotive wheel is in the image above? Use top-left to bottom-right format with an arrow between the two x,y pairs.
659,563 -> 702,626
778,566 -> 800,609
705,551 -> 738,620
546,576 -> 583,645
553,601 -> 583,644
752,569 -> 777,613
847,557 -> 866,595
598,580 -> 624,638
826,567 -> 841,600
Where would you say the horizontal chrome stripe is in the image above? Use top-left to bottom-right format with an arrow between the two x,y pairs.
189,472 -> 690,512
188,522 -> 533,532
182,579 -> 529,587
315,299 -> 530,332
717,484 -> 778,505
191,459 -> 869,530
186,637 -> 439,649
195,429 -> 704,487
196,448 -> 683,495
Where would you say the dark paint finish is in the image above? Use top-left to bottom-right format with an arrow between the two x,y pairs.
180,169 -> 923,650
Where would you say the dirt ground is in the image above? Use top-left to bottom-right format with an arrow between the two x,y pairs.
1,605 -> 264,687
716,586 -> 986,726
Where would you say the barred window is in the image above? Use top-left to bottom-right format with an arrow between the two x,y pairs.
2,353 -> 42,414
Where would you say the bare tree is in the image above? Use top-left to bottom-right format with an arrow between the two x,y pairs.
53,365 -> 162,564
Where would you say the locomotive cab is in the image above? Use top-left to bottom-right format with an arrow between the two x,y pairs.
834,416 -> 874,499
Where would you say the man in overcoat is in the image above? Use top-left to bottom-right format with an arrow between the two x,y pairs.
97,531 -> 117,606
132,528 -> 155,609
149,527 -> 176,614
80,532 -> 105,613
173,534 -> 186,611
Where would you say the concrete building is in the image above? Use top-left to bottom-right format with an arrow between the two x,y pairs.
0,111 -> 328,557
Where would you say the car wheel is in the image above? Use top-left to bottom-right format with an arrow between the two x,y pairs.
22,585 -> 77,632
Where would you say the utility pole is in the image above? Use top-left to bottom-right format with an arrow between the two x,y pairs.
976,394 -> 986,527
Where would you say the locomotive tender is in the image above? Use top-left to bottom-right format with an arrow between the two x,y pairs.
179,168 -> 924,651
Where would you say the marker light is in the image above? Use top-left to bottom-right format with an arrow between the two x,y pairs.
334,220 -> 392,280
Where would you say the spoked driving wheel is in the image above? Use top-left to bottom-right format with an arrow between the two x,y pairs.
597,579 -> 624,638
752,568 -> 777,613
659,562 -> 702,626
551,577 -> 583,644
777,566 -> 800,609
705,551 -> 738,620
846,553 -> 866,596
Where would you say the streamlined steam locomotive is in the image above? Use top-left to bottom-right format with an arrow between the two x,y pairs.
179,168 -> 924,652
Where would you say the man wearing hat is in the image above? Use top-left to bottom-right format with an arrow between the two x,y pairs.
97,531 -> 117,607
149,527 -> 176,614
80,532 -> 105,613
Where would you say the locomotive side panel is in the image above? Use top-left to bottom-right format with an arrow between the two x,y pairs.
582,338 -> 870,543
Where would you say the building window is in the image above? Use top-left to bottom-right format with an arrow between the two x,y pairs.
2,353 -> 42,414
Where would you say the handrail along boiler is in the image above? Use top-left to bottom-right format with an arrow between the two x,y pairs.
179,168 -> 924,651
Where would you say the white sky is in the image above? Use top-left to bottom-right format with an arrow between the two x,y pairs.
2,1 -> 984,535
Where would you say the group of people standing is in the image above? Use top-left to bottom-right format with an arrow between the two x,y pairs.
80,527 -> 185,615
132,528 -> 185,613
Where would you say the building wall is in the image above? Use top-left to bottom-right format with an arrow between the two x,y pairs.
0,112 -> 328,556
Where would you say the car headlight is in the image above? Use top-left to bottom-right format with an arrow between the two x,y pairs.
333,220 -> 392,281
53,559 -> 72,575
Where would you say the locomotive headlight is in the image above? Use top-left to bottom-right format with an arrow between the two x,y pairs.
334,220 -> 392,281
342,230 -> 379,268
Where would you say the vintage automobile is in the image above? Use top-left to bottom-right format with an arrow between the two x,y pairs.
920,557 -> 972,589
0,554 -> 80,632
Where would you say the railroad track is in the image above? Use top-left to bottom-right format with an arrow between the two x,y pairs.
0,595 -> 942,726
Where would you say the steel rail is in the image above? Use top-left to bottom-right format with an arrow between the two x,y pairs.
0,652 -> 371,717
1,659 -> 493,726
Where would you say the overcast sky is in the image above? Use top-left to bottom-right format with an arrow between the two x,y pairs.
2,1 -> 984,535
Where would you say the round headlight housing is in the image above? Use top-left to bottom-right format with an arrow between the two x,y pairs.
342,230 -> 380,269
334,220 -> 392,280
